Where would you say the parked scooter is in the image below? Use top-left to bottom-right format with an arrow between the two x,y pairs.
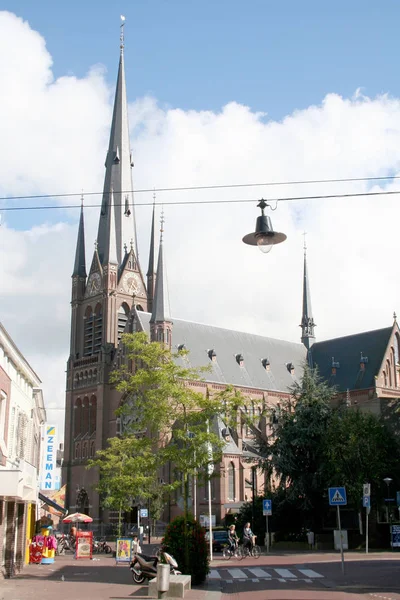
130,550 -> 181,584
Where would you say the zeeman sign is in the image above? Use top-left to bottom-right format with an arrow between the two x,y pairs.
42,425 -> 57,490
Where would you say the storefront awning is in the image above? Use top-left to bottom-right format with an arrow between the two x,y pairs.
39,492 -> 67,515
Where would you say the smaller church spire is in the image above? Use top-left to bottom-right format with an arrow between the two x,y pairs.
73,196 -> 87,277
147,192 -> 157,310
300,234 -> 316,350
103,189 -> 118,264
150,212 -> 172,346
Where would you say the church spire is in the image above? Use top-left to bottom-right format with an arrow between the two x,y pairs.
96,18 -> 137,266
150,213 -> 172,347
147,193 -> 156,312
300,235 -> 316,350
72,197 -> 86,277
103,189 -> 118,265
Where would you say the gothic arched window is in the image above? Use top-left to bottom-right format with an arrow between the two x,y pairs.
83,306 -> 93,356
387,360 -> 392,387
118,303 -> 130,341
94,303 -> 103,353
74,398 -> 82,438
228,462 -> 235,501
89,396 -> 97,435
82,397 -> 89,435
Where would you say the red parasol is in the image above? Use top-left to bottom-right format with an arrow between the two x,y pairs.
63,512 -> 93,523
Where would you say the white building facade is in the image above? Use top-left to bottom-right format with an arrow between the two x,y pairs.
0,322 -> 46,578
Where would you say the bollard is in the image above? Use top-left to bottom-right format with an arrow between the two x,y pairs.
157,562 -> 170,599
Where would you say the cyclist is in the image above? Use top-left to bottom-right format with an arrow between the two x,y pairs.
243,522 -> 255,553
228,524 -> 239,556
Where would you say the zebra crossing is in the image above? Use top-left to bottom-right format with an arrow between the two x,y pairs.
209,566 -> 325,584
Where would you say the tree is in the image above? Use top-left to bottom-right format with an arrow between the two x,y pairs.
270,366 -> 334,511
87,435 -> 158,536
264,364 -> 335,530
325,407 -> 400,505
111,331 -> 245,569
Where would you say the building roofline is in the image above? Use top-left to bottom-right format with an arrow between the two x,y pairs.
139,311 -> 305,348
0,322 -> 42,384
312,325 -> 392,348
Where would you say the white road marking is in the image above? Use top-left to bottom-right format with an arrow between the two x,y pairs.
228,568 -> 247,579
275,568 -> 297,579
209,569 -> 221,579
298,569 -> 324,578
278,578 -> 286,582
251,578 -> 259,582
248,567 -> 271,578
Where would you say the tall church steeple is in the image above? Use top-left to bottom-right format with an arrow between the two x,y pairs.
300,237 -> 316,350
96,20 -> 137,266
150,214 -> 172,347
147,195 -> 156,313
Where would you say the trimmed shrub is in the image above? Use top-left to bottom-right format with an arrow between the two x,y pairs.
162,515 -> 209,585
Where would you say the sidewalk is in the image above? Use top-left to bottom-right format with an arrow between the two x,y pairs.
0,554 -> 220,600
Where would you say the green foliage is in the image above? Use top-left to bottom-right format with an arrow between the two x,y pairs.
325,407 -> 400,503
112,333 -> 247,511
87,435 -> 158,535
259,363 -> 400,532
162,515 -> 209,585
268,365 -> 333,528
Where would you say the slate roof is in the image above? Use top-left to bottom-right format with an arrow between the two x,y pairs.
310,326 -> 392,392
136,312 -> 306,393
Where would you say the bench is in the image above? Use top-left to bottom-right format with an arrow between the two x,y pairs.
148,574 -> 191,598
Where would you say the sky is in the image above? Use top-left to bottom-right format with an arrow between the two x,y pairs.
2,2 -> 400,438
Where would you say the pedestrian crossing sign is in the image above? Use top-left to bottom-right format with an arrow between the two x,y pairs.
328,487 -> 347,506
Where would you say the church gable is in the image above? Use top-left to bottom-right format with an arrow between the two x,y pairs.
375,323 -> 400,392
118,247 -> 147,308
84,250 -> 104,299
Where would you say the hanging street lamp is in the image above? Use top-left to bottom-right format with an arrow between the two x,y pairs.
242,199 -> 287,253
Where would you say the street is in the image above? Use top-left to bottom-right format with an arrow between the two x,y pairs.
1,551 -> 400,600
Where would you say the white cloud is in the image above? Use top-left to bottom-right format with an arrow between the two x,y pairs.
1,11 -> 400,440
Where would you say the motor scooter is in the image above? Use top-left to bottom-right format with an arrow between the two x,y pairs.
130,550 -> 181,584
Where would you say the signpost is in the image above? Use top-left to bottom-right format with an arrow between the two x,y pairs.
362,483 -> 371,554
329,487 -> 347,574
206,421 -> 214,562
263,499 -> 272,553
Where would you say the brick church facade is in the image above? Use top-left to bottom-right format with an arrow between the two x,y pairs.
62,32 -> 400,525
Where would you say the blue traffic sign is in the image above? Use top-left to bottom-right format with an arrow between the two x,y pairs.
328,487 -> 347,506
140,508 -> 148,518
263,499 -> 272,515
363,495 -> 370,508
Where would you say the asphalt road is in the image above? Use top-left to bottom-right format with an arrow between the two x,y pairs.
209,551 -> 400,599
1,550 -> 399,600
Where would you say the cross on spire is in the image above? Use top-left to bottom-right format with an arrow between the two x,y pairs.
160,209 -> 165,242
120,15 -> 125,53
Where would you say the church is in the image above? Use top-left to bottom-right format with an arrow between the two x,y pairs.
62,31 -> 400,526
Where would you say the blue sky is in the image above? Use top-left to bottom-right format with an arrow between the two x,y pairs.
6,0 -> 400,119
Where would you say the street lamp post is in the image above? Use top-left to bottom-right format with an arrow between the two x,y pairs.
383,477 -> 393,524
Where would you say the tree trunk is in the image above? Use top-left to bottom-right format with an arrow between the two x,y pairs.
183,472 -> 189,572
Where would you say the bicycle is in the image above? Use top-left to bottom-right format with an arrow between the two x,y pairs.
238,543 -> 261,559
222,544 -> 242,560
94,537 -> 112,554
